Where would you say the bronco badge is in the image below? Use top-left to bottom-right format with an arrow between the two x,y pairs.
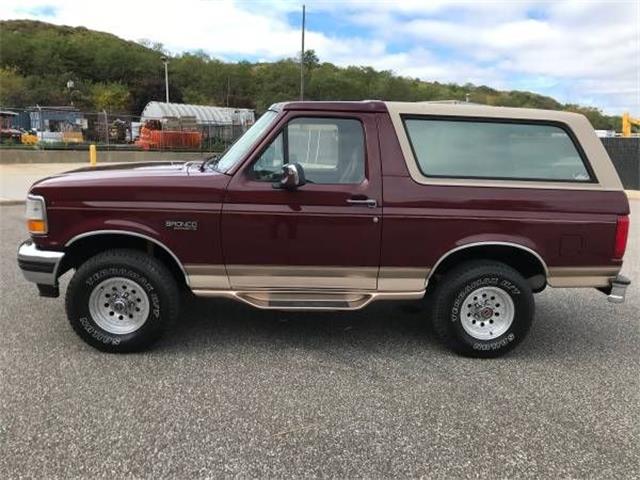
165,220 -> 198,231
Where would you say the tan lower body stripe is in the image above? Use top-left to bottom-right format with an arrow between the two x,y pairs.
547,266 -> 619,288
184,265 -> 430,291
185,264 -> 620,292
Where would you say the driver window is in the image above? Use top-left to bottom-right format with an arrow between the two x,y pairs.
250,117 -> 365,184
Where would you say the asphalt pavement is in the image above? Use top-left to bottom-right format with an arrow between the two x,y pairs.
1,203 -> 639,479
0,163 -> 86,204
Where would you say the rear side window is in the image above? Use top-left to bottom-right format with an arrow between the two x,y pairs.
403,118 -> 592,182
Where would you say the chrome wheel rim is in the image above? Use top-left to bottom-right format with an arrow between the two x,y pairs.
459,286 -> 514,340
88,277 -> 150,335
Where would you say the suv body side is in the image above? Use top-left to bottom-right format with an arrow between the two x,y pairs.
21,101 -> 630,302
18,100 -> 631,355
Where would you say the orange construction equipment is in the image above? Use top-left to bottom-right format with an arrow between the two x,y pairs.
621,112 -> 640,137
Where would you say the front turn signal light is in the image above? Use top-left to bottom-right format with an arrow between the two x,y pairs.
25,195 -> 48,235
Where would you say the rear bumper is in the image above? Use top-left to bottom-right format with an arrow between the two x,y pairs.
17,240 -> 64,288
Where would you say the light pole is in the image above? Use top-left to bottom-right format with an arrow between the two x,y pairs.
161,56 -> 170,103
66,79 -> 75,106
300,4 -> 305,101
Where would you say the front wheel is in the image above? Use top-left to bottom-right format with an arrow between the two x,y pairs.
65,249 -> 180,352
431,260 -> 534,358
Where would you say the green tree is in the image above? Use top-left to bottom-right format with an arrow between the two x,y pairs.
90,83 -> 130,112
0,18 -> 623,130
0,68 -> 30,106
302,49 -> 319,69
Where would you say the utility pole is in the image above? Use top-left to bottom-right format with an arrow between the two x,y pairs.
161,56 -> 170,103
300,4 -> 305,101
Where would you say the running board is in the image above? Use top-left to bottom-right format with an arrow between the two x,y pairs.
191,289 -> 425,311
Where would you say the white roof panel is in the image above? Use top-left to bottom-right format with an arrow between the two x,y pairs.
141,102 -> 254,125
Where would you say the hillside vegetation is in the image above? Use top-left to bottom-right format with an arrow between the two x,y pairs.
0,19 -> 620,129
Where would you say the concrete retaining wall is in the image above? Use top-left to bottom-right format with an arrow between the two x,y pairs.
0,149 -> 208,164
601,138 -> 640,190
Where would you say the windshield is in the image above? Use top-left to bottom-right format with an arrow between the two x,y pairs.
213,110 -> 279,172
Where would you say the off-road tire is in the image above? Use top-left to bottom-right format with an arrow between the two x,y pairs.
65,249 -> 180,352
431,260 -> 534,358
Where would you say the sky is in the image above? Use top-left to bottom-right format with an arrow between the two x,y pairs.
1,0 -> 639,114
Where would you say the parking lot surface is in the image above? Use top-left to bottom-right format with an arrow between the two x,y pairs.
1,203 -> 638,479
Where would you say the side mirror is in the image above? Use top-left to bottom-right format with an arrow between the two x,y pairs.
274,163 -> 306,190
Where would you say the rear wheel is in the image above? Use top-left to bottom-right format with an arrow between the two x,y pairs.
431,260 -> 534,358
65,249 -> 180,352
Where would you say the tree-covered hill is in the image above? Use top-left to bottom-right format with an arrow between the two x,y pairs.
0,19 -> 620,129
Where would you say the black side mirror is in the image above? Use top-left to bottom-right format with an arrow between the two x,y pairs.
274,163 -> 306,190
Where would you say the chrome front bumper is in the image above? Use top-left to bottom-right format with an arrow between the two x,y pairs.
17,240 -> 65,288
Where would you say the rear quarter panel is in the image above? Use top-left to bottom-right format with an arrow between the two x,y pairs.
376,112 -> 630,271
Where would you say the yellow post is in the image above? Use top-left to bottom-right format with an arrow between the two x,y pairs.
89,144 -> 97,166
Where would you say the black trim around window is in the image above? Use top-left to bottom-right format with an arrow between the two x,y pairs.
282,123 -> 290,164
248,115 -> 368,185
400,114 -> 598,184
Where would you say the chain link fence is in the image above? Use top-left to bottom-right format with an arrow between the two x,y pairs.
0,107 -> 252,152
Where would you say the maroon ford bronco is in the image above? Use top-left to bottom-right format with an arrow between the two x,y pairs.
18,101 -> 631,357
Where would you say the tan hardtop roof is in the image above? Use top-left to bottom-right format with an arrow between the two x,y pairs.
384,102 -> 623,191
273,100 -> 621,190
278,100 -> 586,122
384,101 -> 585,122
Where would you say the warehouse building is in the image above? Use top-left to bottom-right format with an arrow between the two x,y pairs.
137,102 -> 255,150
140,102 -> 254,128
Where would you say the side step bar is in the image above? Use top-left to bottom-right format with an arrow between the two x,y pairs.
192,289 -> 425,311
268,299 -> 351,309
240,291 -> 373,310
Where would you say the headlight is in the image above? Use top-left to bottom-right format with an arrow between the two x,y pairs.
25,194 -> 48,235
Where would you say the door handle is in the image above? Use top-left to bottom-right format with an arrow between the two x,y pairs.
346,198 -> 378,208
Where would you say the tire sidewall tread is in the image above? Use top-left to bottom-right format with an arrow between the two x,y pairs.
65,249 -> 180,352
431,260 -> 534,358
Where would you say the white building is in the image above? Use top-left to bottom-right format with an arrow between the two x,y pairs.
140,102 -> 254,127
